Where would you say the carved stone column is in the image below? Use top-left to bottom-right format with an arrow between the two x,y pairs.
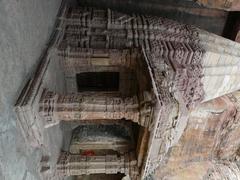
39,89 -> 152,128
56,151 -> 139,179
57,48 -> 138,77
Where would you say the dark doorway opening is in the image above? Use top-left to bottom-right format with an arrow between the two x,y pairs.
76,173 -> 125,180
222,12 -> 240,40
76,72 -> 119,91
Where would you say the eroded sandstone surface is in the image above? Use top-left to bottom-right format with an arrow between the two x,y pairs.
155,91 -> 240,179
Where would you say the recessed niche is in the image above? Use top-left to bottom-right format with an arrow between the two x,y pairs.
76,72 -> 119,92
69,122 -> 139,154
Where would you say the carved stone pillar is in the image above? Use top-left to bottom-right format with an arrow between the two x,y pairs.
56,151 -> 139,179
39,89 -> 152,128
57,48 -> 138,77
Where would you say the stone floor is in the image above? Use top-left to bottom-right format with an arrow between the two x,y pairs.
0,0 -> 61,179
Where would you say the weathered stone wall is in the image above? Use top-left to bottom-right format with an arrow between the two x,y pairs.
0,0 -> 61,179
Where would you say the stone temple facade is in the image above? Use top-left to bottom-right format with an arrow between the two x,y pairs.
15,1 -> 240,180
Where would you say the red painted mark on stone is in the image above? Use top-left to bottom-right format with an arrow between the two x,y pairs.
82,150 -> 95,156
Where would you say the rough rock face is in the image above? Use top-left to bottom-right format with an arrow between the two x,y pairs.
155,91 -> 240,179
0,0 -> 61,179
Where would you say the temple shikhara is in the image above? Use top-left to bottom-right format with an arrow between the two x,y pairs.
14,1 -> 240,180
